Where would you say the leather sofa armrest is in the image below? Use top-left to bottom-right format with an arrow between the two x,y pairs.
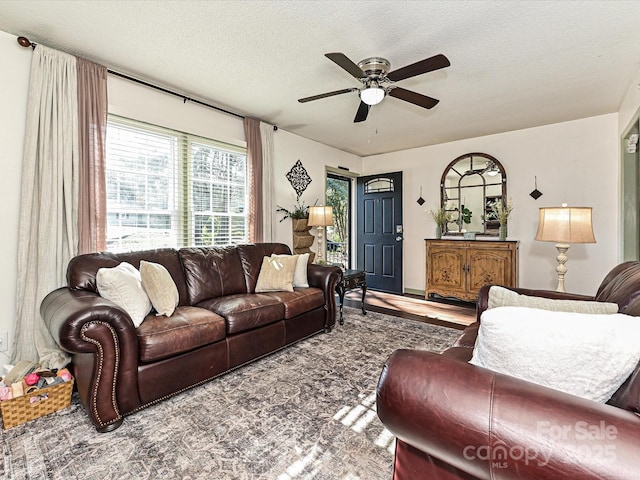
377,349 -> 640,480
476,285 -> 597,322
307,264 -> 343,331
40,287 -> 141,431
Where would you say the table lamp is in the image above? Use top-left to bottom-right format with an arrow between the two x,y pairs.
534,205 -> 596,292
308,206 -> 334,263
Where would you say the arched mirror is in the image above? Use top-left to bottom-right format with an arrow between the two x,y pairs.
440,153 -> 506,236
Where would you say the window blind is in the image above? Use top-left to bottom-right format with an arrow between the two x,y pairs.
106,115 -> 247,252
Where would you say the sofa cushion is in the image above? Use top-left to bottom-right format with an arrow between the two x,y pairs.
67,248 -> 189,306
198,294 -> 285,334
136,306 -> 226,362
237,243 -> 291,293
488,285 -> 619,314
261,288 -> 325,319
96,262 -> 152,327
470,306 -> 640,403
179,246 -> 247,305
140,260 -> 179,316
271,253 -> 310,288
255,255 -> 298,293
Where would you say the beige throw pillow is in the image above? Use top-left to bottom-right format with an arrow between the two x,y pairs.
96,262 -> 152,327
488,285 -> 618,314
271,253 -> 309,287
255,255 -> 298,292
140,260 -> 179,317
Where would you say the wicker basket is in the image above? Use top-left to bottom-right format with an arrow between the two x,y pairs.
0,379 -> 74,429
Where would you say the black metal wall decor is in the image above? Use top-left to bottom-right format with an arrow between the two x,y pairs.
286,159 -> 312,197
530,176 -> 543,200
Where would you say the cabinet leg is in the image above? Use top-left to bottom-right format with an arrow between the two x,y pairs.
361,286 -> 367,315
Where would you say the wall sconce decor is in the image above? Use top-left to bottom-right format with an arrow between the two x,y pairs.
286,159 -> 312,197
530,176 -> 543,200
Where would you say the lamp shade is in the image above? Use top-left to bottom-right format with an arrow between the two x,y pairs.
308,206 -> 334,227
360,87 -> 385,106
534,207 -> 596,244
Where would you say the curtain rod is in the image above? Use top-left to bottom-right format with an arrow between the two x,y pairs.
17,35 -> 245,121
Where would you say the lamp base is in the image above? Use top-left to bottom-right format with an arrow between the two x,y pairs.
554,243 -> 570,293
316,226 -> 325,264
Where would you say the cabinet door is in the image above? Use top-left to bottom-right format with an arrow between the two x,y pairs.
468,247 -> 514,295
427,244 -> 467,298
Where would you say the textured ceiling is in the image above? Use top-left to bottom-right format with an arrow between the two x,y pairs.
1,1 -> 640,156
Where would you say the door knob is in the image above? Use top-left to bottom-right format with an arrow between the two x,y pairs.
396,236 -> 403,241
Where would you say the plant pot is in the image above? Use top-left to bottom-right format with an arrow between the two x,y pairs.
435,225 -> 442,239
292,218 -> 311,233
499,224 -> 508,241
293,235 -> 314,249
290,218 -> 315,262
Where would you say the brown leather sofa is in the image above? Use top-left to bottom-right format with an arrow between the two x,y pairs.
41,243 -> 342,432
377,261 -> 640,480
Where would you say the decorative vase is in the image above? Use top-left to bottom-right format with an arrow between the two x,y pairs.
435,225 -> 442,239
499,223 -> 507,241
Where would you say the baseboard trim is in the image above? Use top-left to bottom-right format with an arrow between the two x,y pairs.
404,288 -> 425,297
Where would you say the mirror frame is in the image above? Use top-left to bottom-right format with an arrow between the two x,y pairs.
440,152 -> 507,237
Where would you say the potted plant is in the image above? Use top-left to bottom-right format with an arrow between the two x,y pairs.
491,197 -> 513,240
276,196 -> 317,260
429,206 -> 453,239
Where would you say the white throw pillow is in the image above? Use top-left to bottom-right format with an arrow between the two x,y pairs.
487,285 -> 618,314
96,262 -> 152,327
271,253 -> 309,287
470,306 -> 640,402
140,260 -> 179,317
255,255 -> 298,292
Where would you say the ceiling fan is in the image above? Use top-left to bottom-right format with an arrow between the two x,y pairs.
298,52 -> 450,123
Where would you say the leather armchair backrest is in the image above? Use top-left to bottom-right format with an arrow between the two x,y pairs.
596,261 -> 640,413
237,243 -> 291,293
595,261 -> 640,316
66,248 -> 190,306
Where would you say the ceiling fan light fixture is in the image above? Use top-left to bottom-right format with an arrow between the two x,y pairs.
360,86 -> 385,106
486,161 -> 500,176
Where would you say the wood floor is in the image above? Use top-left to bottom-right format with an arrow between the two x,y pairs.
343,289 -> 476,330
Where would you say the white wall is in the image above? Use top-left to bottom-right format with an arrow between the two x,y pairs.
273,129 -> 361,248
0,31 -> 31,365
108,76 -> 246,148
362,114 -> 619,296
618,67 -> 640,136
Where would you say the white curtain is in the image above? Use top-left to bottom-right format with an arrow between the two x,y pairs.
260,122 -> 275,242
12,46 -> 77,368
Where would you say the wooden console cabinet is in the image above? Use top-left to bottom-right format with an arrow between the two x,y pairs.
425,239 -> 518,302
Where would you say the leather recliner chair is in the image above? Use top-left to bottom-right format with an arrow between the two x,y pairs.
376,261 -> 640,480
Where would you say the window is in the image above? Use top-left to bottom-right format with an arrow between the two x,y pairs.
326,172 -> 353,268
106,116 -> 247,252
364,178 -> 394,193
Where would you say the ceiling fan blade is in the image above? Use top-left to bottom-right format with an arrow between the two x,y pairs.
325,52 -> 367,79
388,87 -> 440,109
387,54 -> 450,82
298,88 -> 356,103
354,101 -> 370,123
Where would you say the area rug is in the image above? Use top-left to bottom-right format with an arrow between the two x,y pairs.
1,308 -> 461,480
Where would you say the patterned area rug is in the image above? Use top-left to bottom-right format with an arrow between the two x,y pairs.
1,308 -> 461,480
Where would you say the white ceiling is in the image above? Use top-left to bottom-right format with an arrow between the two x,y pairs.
2,1 -> 640,157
